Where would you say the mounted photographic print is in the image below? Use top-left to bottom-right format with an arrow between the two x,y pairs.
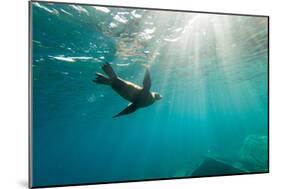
29,1 -> 269,188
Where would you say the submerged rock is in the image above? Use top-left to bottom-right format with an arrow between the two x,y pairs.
239,135 -> 268,172
173,162 -> 198,178
191,157 -> 245,177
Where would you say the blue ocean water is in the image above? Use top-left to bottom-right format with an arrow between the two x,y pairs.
31,2 -> 268,187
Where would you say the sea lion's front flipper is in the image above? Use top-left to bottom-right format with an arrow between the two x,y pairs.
113,103 -> 138,118
143,69 -> 151,91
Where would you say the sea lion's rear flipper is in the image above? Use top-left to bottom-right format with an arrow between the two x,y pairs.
143,68 -> 151,91
113,103 -> 138,118
102,63 -> 117,79
93,72 -> 111,85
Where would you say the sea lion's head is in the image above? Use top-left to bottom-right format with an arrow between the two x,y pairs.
152,92 -> 162,101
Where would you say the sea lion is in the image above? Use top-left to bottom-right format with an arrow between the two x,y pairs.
93,63 -> 162,118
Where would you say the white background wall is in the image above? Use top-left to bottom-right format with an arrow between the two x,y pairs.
0,0 -> 279,188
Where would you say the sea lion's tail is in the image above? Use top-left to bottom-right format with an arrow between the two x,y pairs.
93,73 -> 111,85
102,63 -> 117,79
